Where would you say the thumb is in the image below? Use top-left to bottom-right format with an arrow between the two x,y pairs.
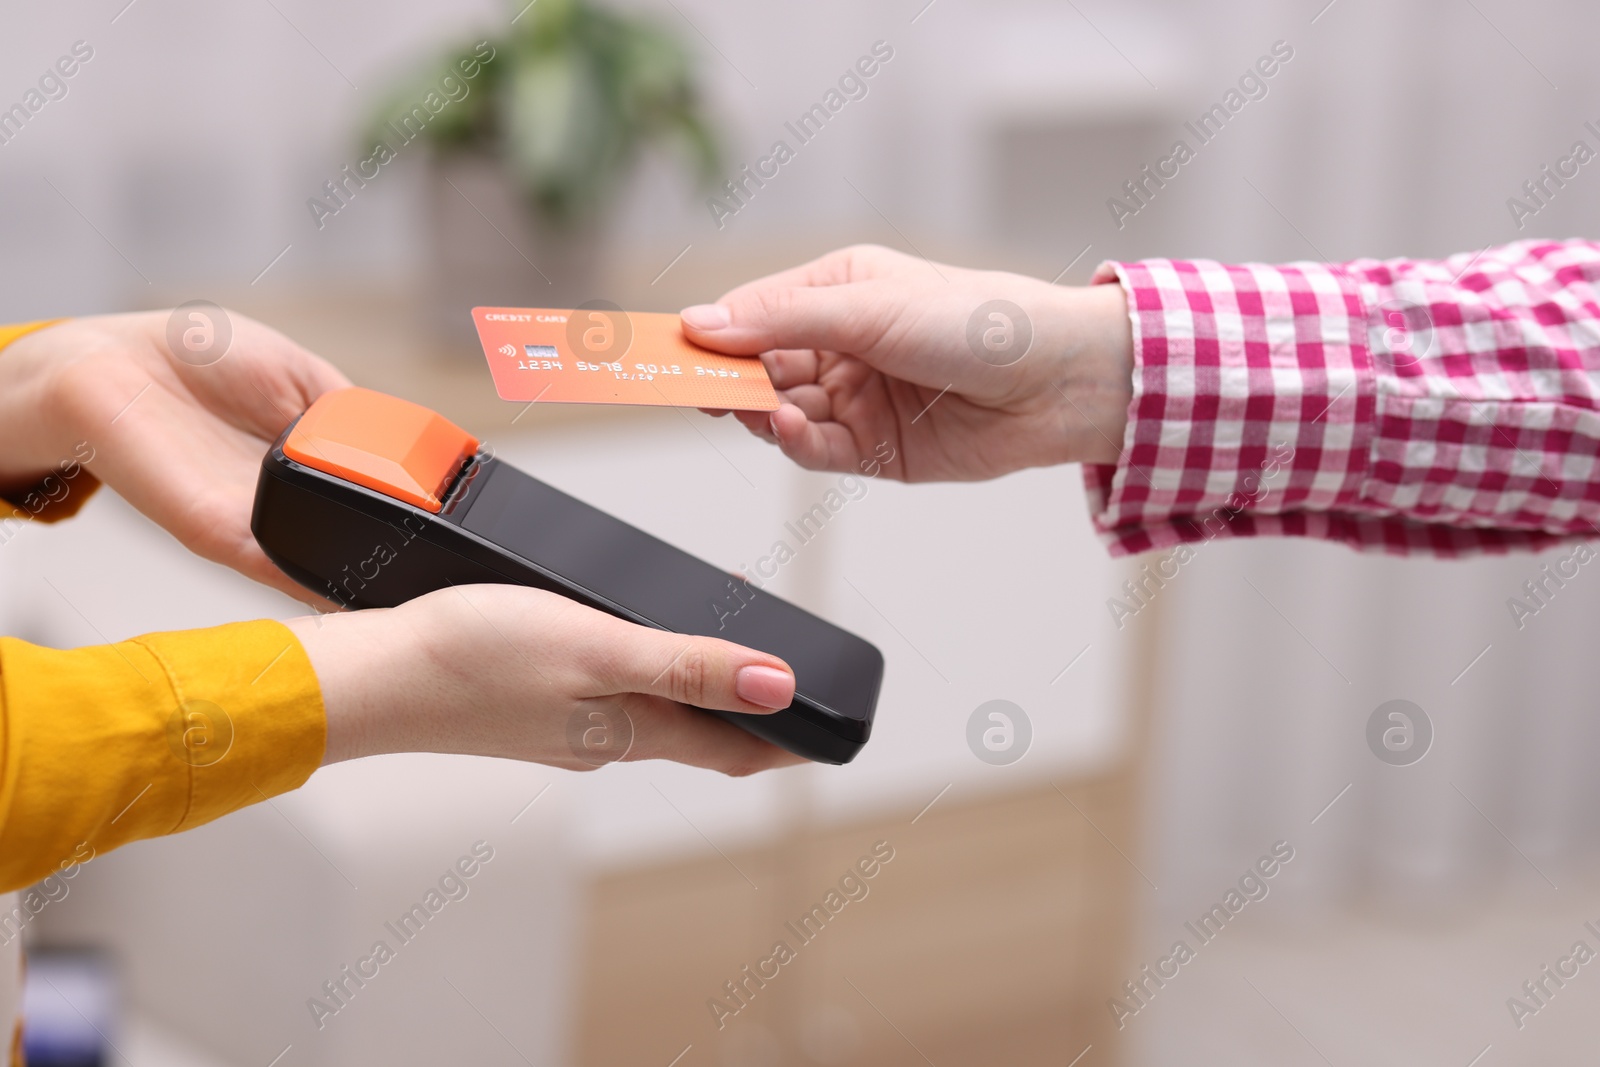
602,625 -> 797,715
680,282 -> 889,357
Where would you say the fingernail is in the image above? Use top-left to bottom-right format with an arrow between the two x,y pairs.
769,412 -> 781,437
736,665 -> 794,710
681,304 -> 731,330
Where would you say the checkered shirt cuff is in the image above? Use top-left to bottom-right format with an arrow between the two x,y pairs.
1083,239 -> 1600,557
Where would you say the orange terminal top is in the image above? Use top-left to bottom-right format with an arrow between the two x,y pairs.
281,387 -> 479,513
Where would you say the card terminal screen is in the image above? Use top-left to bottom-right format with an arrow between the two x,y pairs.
460,462 -> 879,721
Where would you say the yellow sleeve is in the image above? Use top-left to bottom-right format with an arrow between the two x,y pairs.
0,320 -> 100,525
0,322 -> 60,352
0,620 -> 326,892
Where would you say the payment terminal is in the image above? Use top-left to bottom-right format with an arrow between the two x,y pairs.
251,387 -> 882,764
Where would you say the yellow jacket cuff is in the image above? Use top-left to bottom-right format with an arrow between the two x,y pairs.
0,620 -> 326,892
0,319 -> 101,525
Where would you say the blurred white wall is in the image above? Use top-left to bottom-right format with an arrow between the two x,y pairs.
7,0 -> 1600,309
8,0 -> 1599,314
0,0 -> 1196,315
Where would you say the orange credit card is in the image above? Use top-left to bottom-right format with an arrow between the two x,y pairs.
472,305 -> 780,411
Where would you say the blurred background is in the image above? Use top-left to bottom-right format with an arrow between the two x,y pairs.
5,0 -> 1600,1064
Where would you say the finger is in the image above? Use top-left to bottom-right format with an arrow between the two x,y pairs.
769,403 -> 852,471
222,310 -> 352,400
778,383 -> 833,423
257,358 -> 348,435
169,313 -> 351,440
170,473 -> 345,610
731,401 -> 850,462
285,340 -> 354,403
620,695 -> 810,776
680,283 -> 891,359
762,348 -> 821,391
233,539 -> 343,610
698,407 -> 732,418
600,625 -> 797,714
732,410 -> 777,441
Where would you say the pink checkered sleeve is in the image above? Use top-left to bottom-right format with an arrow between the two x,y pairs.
1082,238 -> 1600,557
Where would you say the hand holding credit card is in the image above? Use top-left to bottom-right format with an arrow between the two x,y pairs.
473,304 -> 780,411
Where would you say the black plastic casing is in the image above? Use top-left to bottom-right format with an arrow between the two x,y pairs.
251,428 -> 881,764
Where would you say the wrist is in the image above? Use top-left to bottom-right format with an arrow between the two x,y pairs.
0,321 -> 80,493
288,608 -> 434,765
1037,280 -> 1134,466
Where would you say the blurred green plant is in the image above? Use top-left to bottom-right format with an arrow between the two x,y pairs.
370,0 -> 721,230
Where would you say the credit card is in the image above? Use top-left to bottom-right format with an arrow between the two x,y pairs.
473,305 -> 780,411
